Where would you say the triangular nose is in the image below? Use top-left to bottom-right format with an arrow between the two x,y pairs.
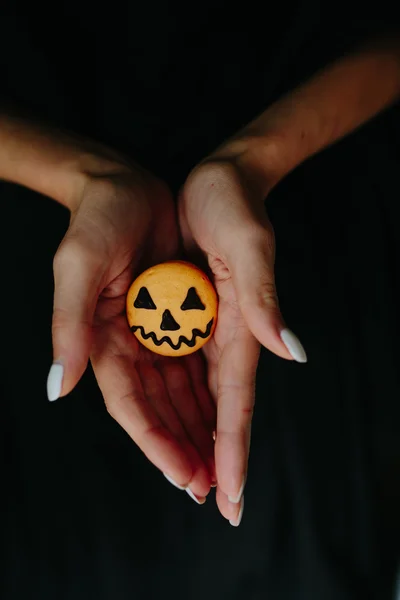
160,309 -> 180,331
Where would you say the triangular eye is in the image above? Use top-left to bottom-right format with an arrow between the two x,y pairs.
180,287 -> 205,311
134,287 -> 157,309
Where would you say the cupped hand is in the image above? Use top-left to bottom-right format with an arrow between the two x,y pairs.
48,163 -> 215,502
179,151 -> 307,524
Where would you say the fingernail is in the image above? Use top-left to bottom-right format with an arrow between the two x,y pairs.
280,329 -> 307,363
163,473 -> 186,491
47,362 -> 64,401
228,479 -> 245,504
229,496 -> 244,527
163,474 -> 206,504
186,488 -> 206,505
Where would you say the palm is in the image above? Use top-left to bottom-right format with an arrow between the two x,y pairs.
82,175 -> 215,500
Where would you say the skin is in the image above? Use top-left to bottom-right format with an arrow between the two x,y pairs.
1,34 -> 399,524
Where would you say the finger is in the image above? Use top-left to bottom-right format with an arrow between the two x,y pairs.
48,235 -> 104,401
225,225 -> 307,363
183,353 -> 217,430
139,362 -> 211,501
216,486 -> 244,527
161,361 -> 216,482
204,350 -> 218,405
215,323 -> 259,504
91,317 -> 193,487
200,347 -> 219,447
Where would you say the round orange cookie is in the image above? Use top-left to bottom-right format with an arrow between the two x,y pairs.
126,261 -> 218,357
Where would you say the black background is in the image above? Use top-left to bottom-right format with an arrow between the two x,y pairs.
1,1 -> 400,598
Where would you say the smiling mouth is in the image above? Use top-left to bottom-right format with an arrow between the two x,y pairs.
131,318 -> 214,350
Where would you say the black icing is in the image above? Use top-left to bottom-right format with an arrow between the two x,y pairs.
131,318 -> 214,350
134,287 -> 157,310
180,287 -> 206,311
160,309 -> 180,331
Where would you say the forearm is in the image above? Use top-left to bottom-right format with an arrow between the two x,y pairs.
218,34 -> 400,194
0,114 -> 128,210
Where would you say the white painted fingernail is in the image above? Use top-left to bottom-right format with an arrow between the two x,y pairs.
228,479 -> 245,504
186,488 -> 206,505
163,474 -> 206,504
229,496 -> 244,527
280,329 -> 307,363
163,473 -> 186,491
47,362 -> 64,401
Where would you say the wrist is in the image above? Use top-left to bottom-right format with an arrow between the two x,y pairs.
0,114 -> 130,212
210,35 -> 400,202
210,134 -> 287,199
64,151 -> 132,213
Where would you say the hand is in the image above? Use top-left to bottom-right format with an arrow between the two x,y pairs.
48,162 -> 215,502
179,150 -> 307,524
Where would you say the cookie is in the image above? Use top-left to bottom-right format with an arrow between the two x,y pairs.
126,260 -> 218,357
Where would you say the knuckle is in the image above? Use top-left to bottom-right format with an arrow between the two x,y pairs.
105,391 -> 128,421
238,275 -> 278,311
53,234 -> 103,280
258,278 -> 278,304
215,425 -> 249,440
140,422 -> 164,442
51,306 -> 70,329
53,238 -> 81,272
51,307 -> 92,338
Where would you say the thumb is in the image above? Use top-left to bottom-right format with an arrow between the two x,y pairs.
226,224 -> 307,363
46,235 -> 104,401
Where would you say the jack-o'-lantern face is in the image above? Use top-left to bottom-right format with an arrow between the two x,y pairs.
126,261 -> 218,357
